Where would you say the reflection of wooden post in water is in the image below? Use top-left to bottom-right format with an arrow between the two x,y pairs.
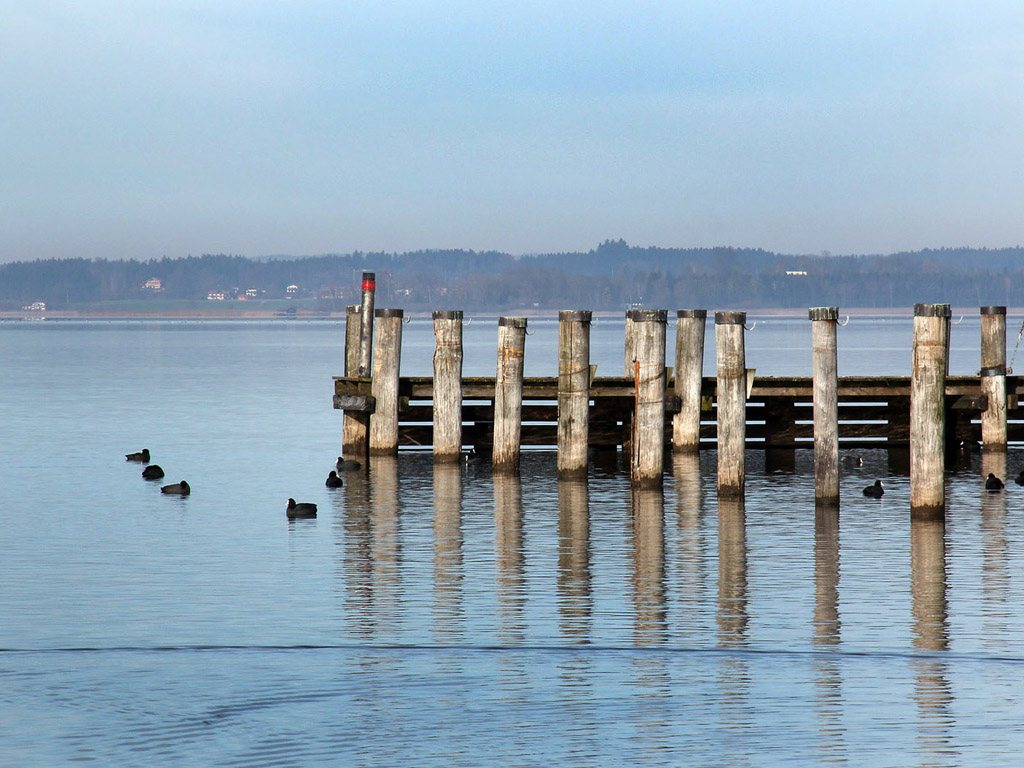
369,456 -> 401,634
910,304 -> 951,519
432,310 -> 464,462
981,452 -> 1010,633
433,463 -> 463,640
342,304 -> 369,457
631,486 -> 666,644
813,504 -> 844,755
558,311 -> 592,478
672,453 -> 705,608
341,459 -> 373,638
717,497 -> 748,646
910,517 -> 953,757
494,474 -> 524,641
369,309 -> 403,455
809,307 -> 840,506
494,317 -> 527,474
716,312 -> 747,498
557,479 -> 591,642
980,306 -> 1007,450
631,309 -> 667,488
674,310 -> 707,453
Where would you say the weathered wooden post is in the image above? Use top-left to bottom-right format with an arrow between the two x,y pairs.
631,309 -> 667,487
910,303 -> 951,519
494,317 -> 527,474
558,310 -> 592,478
342,303 -> 369,457
369,308 -> 403,455
810,307 -> 840,506
432,310 -> 464,462
673,309 -> 707,453
715,311 -> 747,498
980,306 -> 1007,450
357,272 -> 376,377
624,309 -> 638,374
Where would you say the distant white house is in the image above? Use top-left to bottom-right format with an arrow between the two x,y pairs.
785,270 -> 808,276
207,291 -> 227,301
22,301 -> 46,311
143,277 -> 162,291
286,284 -> 298,295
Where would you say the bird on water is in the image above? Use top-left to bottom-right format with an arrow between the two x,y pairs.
287,498 -> 317,519
325,470 -> 343,488
1015,471 -> 1024,486
985,473 -> 1005,491
863,480 -> 884,498
336,457 -> 362,472
125,449 -> 150,462
161,480 -> 190,495
142,464 -> 165,480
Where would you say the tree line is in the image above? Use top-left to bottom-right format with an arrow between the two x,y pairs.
1,241 -> 1021,311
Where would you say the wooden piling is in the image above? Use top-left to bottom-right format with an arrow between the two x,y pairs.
716,311 -> 747,498
980,306 -> 1007,450
809,307 -> 840,505
357,272 -> 376,377
494,317 -> 527,474
624,309 -> 638,375
369,308 -> 403,455
673,309 -> 707,452
342,304 -> 369,457
630,309 -> 667,487
558,310 -> 592,478
432,310 -> 464,462
910,303 -> 951,519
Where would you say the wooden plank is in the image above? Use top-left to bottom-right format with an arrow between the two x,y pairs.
333,394 -> 376,412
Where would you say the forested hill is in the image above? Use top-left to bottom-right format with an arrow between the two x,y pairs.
1,242 -> 1021,311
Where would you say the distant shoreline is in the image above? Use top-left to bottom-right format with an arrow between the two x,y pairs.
3,306 -> 1014,321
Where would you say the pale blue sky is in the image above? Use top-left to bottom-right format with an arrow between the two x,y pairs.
3,1 -> 1022,261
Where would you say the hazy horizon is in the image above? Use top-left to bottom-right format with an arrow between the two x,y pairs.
4,2 -> 1023,264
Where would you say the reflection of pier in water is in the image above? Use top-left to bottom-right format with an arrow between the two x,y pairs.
494,474 -> 525,643
433,463 -> 463,641
557,479 -> 592,643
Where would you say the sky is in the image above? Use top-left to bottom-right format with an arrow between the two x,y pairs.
3,1 -> 1023,262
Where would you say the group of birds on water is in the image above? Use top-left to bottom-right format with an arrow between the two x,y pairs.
850,451 -> 1024,499
287,457 -> 364,519
125,449 -> 189,495
126,449 -> 365,519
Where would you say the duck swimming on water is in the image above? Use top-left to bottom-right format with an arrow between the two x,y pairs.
126,449 -> 150,462
142,464 -> 165,480
325,470 -> 343,488
336,457 -> 362,472
287,498 -> 317,519
985,473 -> 1005,491
161,480 -> 190,495
863,479 -> 884,498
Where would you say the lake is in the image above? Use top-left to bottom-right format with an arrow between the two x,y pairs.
2,314 -> 1024,766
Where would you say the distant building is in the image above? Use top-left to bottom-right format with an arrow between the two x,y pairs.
286,284 -> 298,295
143,277 -> 162,291
22,301 -> 46,311
785,270 -> 808,276
207,291 -> 227,301
245,288 -> 259,297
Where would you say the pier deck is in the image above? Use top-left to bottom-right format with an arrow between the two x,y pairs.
334,374 -> 1024,450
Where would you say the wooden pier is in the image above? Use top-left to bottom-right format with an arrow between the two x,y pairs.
335,277 -> 1018,519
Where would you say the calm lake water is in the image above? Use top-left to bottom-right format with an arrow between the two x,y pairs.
3,314 -> 1024,766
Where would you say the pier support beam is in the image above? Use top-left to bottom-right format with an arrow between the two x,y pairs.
342,303 -> 369,457
432,310 -> 464,462
810,307 -> 840,506
558,310 -> 592,478
980,306 -> 1007,451
630,309 -> 667,487
369,308 -> 404,456
910,303 -> 951,519
494,317 -> 527,474
716,311 -> 747,498
673,309 -> 707,453
357,272 -> 376,377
